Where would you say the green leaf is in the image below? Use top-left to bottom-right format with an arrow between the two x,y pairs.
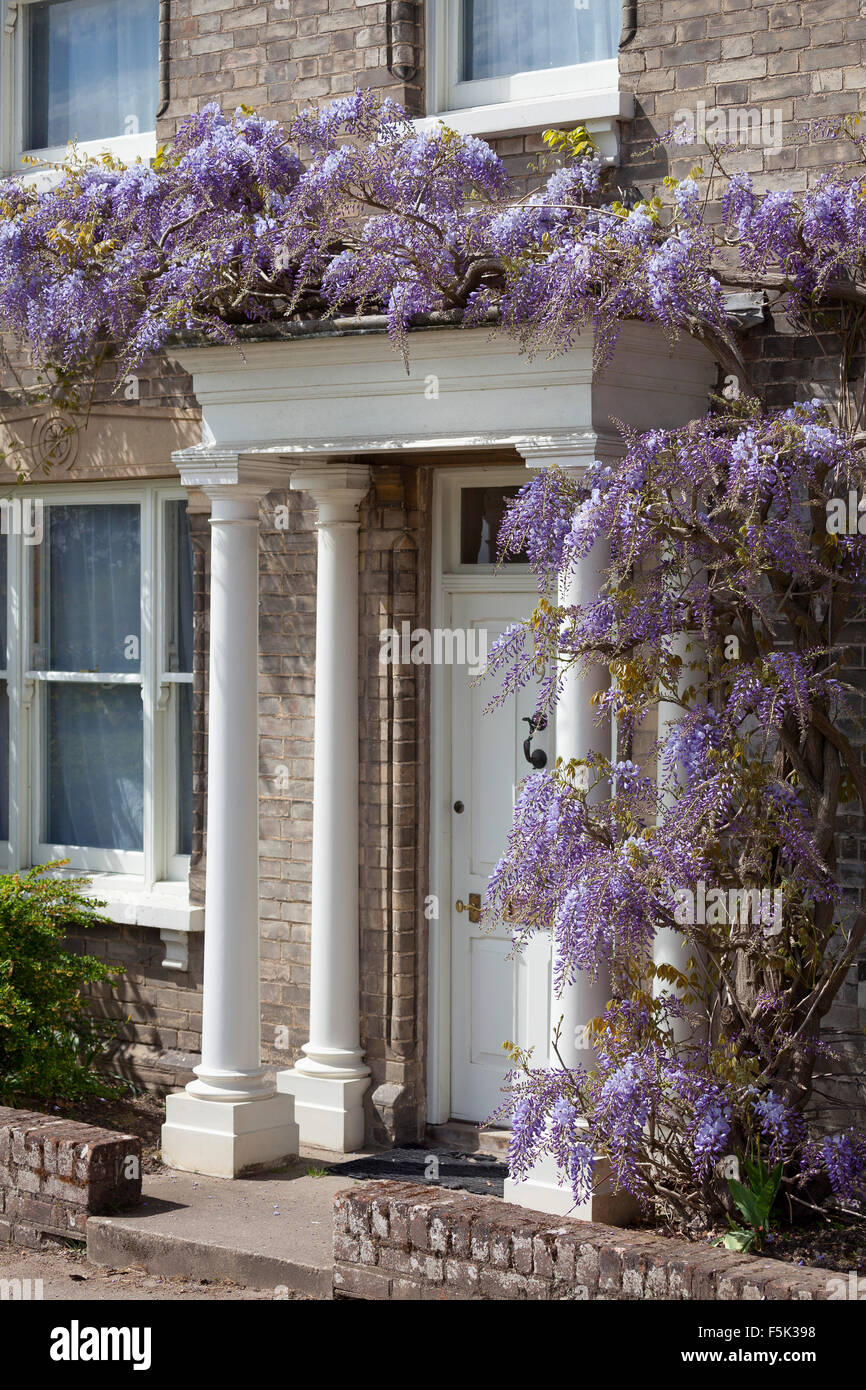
728,1177 -> 765,1228
721,1229 -> 755,1253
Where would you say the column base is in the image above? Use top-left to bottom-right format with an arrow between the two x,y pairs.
161,1090 -> 299,1178
276,1070 -> 369,1152
503,1151 -> 639,1225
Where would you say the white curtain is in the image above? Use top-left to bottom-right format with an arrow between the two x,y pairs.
29,0 -> 159,148
43,504 -> 143,851
46,503 -> 140,672
47,684 -> 143,851
461,0 -> 620,81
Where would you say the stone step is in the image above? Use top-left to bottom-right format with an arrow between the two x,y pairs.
426,1122 -> 511,1159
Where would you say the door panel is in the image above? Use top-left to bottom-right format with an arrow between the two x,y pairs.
470,936 -> 513,1067
449,591 -> 552,1123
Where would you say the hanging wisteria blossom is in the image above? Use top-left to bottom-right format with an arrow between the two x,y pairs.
2,92 -> 866,1228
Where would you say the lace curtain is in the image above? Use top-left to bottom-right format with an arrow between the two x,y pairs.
461,0 -> 620,82
28,0 -> 159,147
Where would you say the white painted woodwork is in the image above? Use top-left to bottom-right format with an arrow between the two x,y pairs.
421,1 -> 628,156
170,321 -> 716,466
448,590 -> 552,1124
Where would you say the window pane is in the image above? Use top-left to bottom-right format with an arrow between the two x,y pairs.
165,500 -> 193,674
0,682 -> 8,842
47,683 -> 143,850
177,683 -> 192,856
28,0 -> 159,149
0,532 -> 6,667
460,0 -> 619,81
35,504 -> 140,673
460,487 -> 528,565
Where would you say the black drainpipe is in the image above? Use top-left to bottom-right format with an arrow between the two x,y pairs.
620,0 -> 637,47
155,0 -> 170,119
386,0 -> 419,83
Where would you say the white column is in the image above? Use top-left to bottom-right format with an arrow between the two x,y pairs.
504,442 -> 635,1220
549,526 -> 613,1076
655,616 -> 708,1042
162,462 -> 299,1177
277,463 -> 371,1152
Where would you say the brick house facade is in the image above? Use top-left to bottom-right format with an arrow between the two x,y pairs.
0,1 -> 863,1192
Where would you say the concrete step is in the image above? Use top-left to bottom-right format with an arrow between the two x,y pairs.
87,1163 -> 346,1299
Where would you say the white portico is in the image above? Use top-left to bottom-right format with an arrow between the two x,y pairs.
161,321 -> 715,1191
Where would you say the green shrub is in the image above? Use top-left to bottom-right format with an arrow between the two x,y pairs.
0,864 -> 124,1103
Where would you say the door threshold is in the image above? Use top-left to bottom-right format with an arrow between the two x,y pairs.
426,1121 -> 510,1158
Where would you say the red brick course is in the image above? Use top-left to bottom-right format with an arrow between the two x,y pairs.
333,1181 -> 836,1301
0,1107 -> 141,1249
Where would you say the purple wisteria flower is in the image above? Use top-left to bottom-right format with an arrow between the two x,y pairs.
3,91 -> 866,1231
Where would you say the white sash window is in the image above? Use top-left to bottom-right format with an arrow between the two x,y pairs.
459,0 -> 620,84
0,485 -> 193,889
27,0 -> 159,149
427,0 -> 622,125
1,0 -> 159,178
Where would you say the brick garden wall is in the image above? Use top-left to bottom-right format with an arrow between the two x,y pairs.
333,1181 -> 837,1301
0,1108 -> 141,1249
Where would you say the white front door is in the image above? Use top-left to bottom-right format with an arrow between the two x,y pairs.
448,589 -> 553,1124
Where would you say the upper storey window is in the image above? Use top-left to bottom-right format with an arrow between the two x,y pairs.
459,0 -> 620,84
425,0 -> 625,144
27,0 -> 159,149
0,0 -> 159,175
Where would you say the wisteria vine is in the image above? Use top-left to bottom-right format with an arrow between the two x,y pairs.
2,92 -> 866,1229
489,401 -> 866,1227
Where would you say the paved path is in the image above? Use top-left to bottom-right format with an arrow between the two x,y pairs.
0,1243 -> 280,1300
86,1161 -> 348,1298
2,1144 -> 507,1301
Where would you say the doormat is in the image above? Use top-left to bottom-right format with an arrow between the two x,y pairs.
325,1146 -> 507,1197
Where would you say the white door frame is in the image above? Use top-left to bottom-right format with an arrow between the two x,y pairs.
427,461 -> 538,1125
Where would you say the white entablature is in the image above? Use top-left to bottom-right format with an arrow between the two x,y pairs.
171,320 -> 716,467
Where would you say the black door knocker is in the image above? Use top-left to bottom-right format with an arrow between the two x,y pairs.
522,712 -> 548,769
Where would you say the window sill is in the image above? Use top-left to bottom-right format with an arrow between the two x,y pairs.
76,874 -> 203,972
417,90 -> 633,162
15,130 -> 157,185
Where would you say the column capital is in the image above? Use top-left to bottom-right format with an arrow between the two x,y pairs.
290,462 -> 371,524
518,430 -> 624,474
172,448 -> 289,501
